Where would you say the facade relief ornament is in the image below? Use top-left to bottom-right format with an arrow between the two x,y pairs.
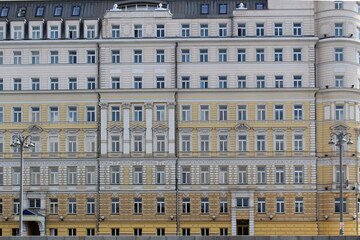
145,102 -> 153,109
178,128 -> 193,134
153,124 -> 168,133
235,123 -> 250,132
99,102 -> 108,109
27,125 -> 43,133
122,102 -> 131,109
331,124 -> 349,132
130,125 -> 145,133
167,102 -> 176,109
108,125 -> 123,133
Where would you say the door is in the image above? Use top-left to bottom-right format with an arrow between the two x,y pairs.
237,219 -> 249,235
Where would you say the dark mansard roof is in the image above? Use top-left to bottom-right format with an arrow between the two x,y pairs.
0,0 -> 267,21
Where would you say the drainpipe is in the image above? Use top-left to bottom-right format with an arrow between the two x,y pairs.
96,42 -> 101,235
174,41 -> 180,236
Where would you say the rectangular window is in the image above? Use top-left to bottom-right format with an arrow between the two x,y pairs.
13,51 -> 22,64
200,76 -> 208,88
181,135 -> 191,152
156,24 -> 165,37
200,24 -> 208,37
201,198 -> 209,213
12,168 -> 20,185
133,167 -> 143,184
237,76 -> 246,88
86,106 -> 96,122
294,135 -> 304,151
68,51 -> 77,64
31,106 -> 40,122
334,198 -> 347,213
336,105 -> 344,120
200,166 -> 209,184
275,135 -> 285,152
335,48 -> 343,61
134,24 -> 142,38
87,198 -> 95,214
134,136 -> 142,152
274,105 -> 284,120
49,167 -> 58,185
220,198 -> 228,213
274,48 -> 283,62
294,166 -> 303,183
200,105 -> 209,121
111,106 -> 120,122
295,197 -> 304,213
256,23 -> 265,36
112,50 -> 120,63
68,106 -> 77,122
13,26 -> 22,39
156,76 -> 165,89
112,228 -> 120,236
257,105 -> 266,120
29,199 -> 41,210
156,105 -> 165,122
68,229 -> 76,236
87,77 -> 96,90
134,50 -> 142,63
133,106 -> 143,121
72,6 -> 80,16
157,198 -> 165,214
87,50 -> 96,63
219,166 -> 228,184
30,167 -> 40,185
134,198 -> 142,214
335,1 -> 343,9
31,51 -> 40,64
134,228 -> 142,236
219,24 -> 227,37
238,166 -> 247,184
182,167 -> 191,184
86,25 -> 95,38
0,27 -> 4,40
219,135 -> 228,151
237,197 -> 249,207
293,48 -> 302,61
257,197 -> 266,213
219,105 -> 228,121
68,198 -> 77,214
13,199 -> 20,215
0,51 -> 3,64
293,75 -> 302,88
275,76 -> 283,88
201,4 -> 209,14
238,23 -> 246,36
13,107 -> 22,122
156,166 -> 165,184
13,78 -> 22,91
256,49 -> 265,62
181,49 -> 190,62
86,167 -> 96,184
111,198 -> 120,214
276,166 -> 285,183
219,76 -> 227,88
1,7 -> 9,17
49,26 -> 59,39
335,165 -> 346,183
68,78 -> 77,90
257,166 -> 266,183
110,136 -> 120,152
156,135 -> 165,152
218,49 -> 227,62
276,198 -> 285,213
200,135 -> 210,152
31,26 -> 41,39
181,105 -> 191,121
67,167 -> 77,184
157,228 -> 165,236
134,77 -> 142,89
181,24 -> 190,37
257,76 -> 265,88
274,23 -> 283,36
111,77 -> 120,89
237,49 -> 246,62
335,76 -> 344,87
238,136 -> 247,152
110,167 -> 120,184
111,25 -> 120,38
68,25 -> 77,39
50,198 -> 58,214
199,49 -> 208,62
50,51 -> 59,64
156,49 -> 165,63
181,76 -> 190,89
293,23 -> 302,35
294,105 -> 303,120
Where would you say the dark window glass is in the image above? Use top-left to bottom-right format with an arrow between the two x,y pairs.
1,7 -> 9,17
219,4 -> 227,14
54,6 -> 62,16
35,7 -> 44,17
72,6 -> 80,16
201,4 -> 209,14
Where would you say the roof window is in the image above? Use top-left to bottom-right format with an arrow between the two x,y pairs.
35,7 -> 44,17
72,6 -> 80,16
0,7 -> 9,17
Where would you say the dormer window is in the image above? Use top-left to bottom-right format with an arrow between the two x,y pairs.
0,7 -> 9,17
219,4 -> 227,14
35,7 -> 44,17
17,7 -> 26,17
201,4 -> 209,14
255,3 -> 265,9
72,6 -> 80,16
54,6 -> 62,16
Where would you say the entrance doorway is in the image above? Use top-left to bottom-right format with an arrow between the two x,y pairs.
27,221 -> 40,236
237,219 -> 249,235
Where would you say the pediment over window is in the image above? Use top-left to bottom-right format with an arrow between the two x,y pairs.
235,123 -> 250,132
108,125 -> 123,133
331,124 -> 349,132
27,125 -> 43,133
178,128 -> 193,134
153,124 -> 168,133
130,125 -> 145,133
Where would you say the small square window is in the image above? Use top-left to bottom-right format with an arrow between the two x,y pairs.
35,7 -> 44,17
54,6 -> 62,16
1,7 -> 9,17
201,4 -> 209,14
219,4 -> 227,14
72,6 -> 80,16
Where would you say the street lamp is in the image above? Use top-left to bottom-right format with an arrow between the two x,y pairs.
329,131 -> 353,235
10,134 -> 35,236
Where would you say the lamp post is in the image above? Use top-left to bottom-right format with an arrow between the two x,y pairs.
355,182 -> 359,235
329,131 -> 353,235
10,134 -> 35,236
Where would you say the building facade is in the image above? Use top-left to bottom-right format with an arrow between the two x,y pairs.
0,0 -> 358,236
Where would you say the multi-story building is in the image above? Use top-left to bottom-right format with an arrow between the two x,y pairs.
0,0 -> 358,236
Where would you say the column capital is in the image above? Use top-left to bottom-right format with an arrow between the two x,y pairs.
145,102 -> 153,109
122,102 -> 131,109
167,102 -> 176,109
99,102 -> 108,109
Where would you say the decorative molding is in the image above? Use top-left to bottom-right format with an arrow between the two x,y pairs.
99,102 -> 108,109
27,125 -> 43,133
145,102 -> 153,109
107,125 -> 123,133
46,129 -> 61,134
330,124 -> 350,132
217,128 -> 231,134
130,125 -> 145,133
65,129 -> 79,134
198,128 -> 212,134
272,128 -> 287,133
178,128 -> 193,133
167,102 -> 176,109
235,123 -> 250,132
153,124 -> 168,133
122,102 -> 131,109
254,128 -> 268,133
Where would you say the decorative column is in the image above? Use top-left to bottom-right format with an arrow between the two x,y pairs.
123,103 -> 130,156
145,103 -> 153,155
99,102 -> 108,155
168,102 -> 176,155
